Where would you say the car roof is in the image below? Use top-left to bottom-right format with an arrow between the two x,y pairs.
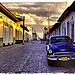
50,35 -> 70,39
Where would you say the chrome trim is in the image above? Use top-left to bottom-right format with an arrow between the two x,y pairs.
60,49 -> 67,51
48,57 -> 75,61
48,52 -> 75,61
53,52 -> 74,55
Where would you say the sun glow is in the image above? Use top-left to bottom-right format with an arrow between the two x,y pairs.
67,0 -> 74,6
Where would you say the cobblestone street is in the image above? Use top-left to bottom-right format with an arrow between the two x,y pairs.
0,41 -> 75,73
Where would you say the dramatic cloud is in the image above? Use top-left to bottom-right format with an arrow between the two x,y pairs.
2,2 -> 71,38
3,2 -> 67,16
19,13 -> 37,25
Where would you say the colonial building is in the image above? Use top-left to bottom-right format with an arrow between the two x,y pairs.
49,1 -> 75,42
50,23 -> 61,36
11,11 -> 24,44
58,1 -> 75,42
26,26 -> 33,41
0,3 -> 20,46
11,11 -> 30,43
24,26 -> 33,41
0,3 -> 29,46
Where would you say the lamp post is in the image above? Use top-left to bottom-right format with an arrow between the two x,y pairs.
23,16 -> 25,45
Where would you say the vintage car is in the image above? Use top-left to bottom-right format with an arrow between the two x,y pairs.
46,36 -> 75,65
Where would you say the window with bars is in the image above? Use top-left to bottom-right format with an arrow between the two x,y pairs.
71,24 -> 74,41
67,19 -> 74,41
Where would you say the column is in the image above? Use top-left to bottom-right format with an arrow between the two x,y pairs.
0,17 -> 3,46
65,22 -> 67,36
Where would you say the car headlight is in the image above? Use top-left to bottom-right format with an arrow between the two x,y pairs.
47,45 -> 50,50
48,49 -> 53,54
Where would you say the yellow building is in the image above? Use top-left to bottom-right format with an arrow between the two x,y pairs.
11,11 -> 30,43
0,3 -> 23,46
12,11 -> 33,42
11,11 -> 24,44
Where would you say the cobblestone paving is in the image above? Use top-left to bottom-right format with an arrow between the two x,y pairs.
0,41 -> 75,73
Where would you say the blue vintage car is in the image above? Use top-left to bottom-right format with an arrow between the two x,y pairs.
46,36 -> 75,65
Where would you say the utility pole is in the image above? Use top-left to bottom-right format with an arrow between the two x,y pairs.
48,8 -> 50,27
23,16 -> 25,45
47,8 -> 50,41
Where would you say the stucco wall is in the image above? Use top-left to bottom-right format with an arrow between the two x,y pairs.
60,12 -> 75,42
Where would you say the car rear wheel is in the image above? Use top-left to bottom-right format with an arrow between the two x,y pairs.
47,59 -> 56,66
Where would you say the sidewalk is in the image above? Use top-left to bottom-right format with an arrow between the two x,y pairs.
0,43 -> 28,53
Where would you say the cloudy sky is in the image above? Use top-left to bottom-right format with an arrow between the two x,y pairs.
2,0 -> 74,38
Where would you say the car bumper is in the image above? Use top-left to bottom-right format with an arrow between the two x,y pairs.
47,54 -> 75,61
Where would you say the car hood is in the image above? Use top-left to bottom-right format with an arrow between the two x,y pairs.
50,43 -> 73,52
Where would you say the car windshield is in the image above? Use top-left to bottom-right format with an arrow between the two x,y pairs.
51,37 -> 71,44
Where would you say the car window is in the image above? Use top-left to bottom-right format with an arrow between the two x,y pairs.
51,37 -> 72,44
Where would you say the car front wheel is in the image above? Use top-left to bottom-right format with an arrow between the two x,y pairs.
47,59 -> 52,65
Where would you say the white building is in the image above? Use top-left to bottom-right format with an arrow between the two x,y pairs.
50,1 -> 75,42
50,23 -> 61,36
58,1 -> 75,42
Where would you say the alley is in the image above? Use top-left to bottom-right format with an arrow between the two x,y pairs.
0,41 -> 75,73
